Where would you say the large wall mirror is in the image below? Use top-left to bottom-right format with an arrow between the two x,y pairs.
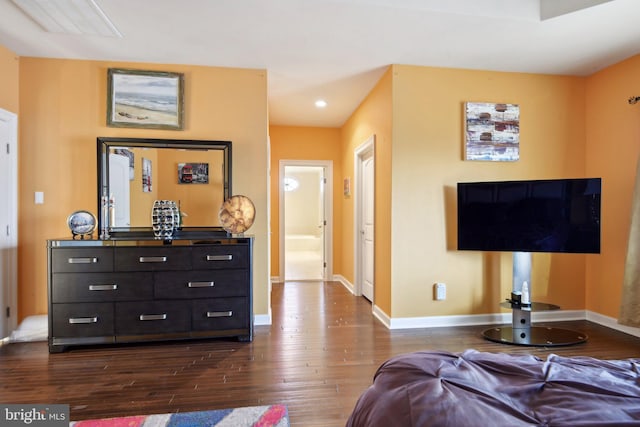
97,137 -> 231,239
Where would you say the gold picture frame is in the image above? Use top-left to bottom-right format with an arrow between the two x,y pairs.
107,68 -> 184,130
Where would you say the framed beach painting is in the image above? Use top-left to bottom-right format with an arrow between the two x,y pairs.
107,68 -> 184,130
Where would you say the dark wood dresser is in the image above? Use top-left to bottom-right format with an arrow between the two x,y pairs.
47,238 -> 253,353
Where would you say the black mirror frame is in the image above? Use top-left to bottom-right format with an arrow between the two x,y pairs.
97,137 -> 232,240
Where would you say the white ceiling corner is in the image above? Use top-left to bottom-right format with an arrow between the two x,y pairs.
0,0 -> 638,127
540,0 -> 616,20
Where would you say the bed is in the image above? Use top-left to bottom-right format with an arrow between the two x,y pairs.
346,349 -> 640,426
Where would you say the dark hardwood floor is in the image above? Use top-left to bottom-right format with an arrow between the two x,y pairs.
2,281 -> 640,426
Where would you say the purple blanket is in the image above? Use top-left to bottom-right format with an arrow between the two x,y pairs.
346,349 -> 640,426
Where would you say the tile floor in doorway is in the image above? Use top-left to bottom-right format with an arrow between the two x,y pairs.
285,250 -> 323,281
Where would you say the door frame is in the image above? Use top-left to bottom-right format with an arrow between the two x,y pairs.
354,135 -> 375,298
0,108 -> 18,339
279,159 -> 333,282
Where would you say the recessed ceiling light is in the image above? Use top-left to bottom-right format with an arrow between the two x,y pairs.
315,99 -> 328,108
11,0 -> 122,37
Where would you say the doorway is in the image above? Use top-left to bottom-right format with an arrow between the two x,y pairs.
0,108 -> 18,339
108,153 -> 131,227
280,160 -> 333,281
355,136 -> 375,301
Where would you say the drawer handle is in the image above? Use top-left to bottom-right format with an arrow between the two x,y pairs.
206,255 -> 233,261
188,281 -> 215,288
139,314 -> 167,321
139,256 -> 167,263
69,316 -> 98,324
68,257 -> 98,264
89,284 -> 118,291
207,311 -> 233,318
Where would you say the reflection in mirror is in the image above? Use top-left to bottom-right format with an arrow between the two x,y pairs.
98,137 -> 231,238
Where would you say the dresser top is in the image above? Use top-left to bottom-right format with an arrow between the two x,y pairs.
48,237 -> 253,248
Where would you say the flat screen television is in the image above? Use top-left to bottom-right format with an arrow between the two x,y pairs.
457,178 -> 601,253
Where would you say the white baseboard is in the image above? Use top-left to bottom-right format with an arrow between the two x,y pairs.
372,305 -> 391,328
254,313 -> 271,326
386,310 -> 587,329
380,308 -> 640,339
586,311 -> 640,338
332,274 -> 355,293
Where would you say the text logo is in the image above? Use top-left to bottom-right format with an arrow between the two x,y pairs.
1,405 -> 69,426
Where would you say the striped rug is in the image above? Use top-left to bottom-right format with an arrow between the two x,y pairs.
70,404 -> 289,427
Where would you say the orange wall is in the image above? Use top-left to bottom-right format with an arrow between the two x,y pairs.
122,145 -> 224,227
340,65 -> 588,319
585,55 -> 640,318
10,42 -> 640,325
390,65 -> 587,318
269,125 -> 342,278
341,68 -> 393,314
0,44 -> 19,113
156,149 -> 225,226
18,58 -> 269,321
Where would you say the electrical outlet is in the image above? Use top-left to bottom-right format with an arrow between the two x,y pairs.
434,283 -> 446,301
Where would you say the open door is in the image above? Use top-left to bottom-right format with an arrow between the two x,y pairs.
108,153 -> 131,227
280,160 -> 333,282
0,108 -> 18,339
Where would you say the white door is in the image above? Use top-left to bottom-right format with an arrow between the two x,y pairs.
361,155 -> 375,301
279,160 -> 333,283
356,136 -> 375,302
0,109 -> 18,338
108,153 -> 131,227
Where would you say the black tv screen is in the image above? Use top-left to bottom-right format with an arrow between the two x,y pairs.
457,178 -> 601,253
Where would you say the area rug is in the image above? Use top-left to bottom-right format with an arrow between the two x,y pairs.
69,404 -> 289,427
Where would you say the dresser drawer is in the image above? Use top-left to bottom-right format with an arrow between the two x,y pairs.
191,297 -> 248,331
51,272 -> 153,303
114,247 -> 191,271
154,270 -> 249,299
47,237 -> 253,352
51,248 -> 114,273
115,301 -> 190,335
51,303 -> 114,337
192,245 -> 249,269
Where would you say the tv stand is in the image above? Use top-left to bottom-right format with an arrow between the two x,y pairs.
482,301 -> 588,346
482,252 -> 588,347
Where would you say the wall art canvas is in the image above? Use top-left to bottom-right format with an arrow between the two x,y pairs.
178,162 -> 209,184
464,102 -> 520,161
343,177 -> 351,197
142,158 -> 152,192
107,68 -> 184,130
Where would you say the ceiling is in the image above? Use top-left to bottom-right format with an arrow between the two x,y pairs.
0,0 -> 639,128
